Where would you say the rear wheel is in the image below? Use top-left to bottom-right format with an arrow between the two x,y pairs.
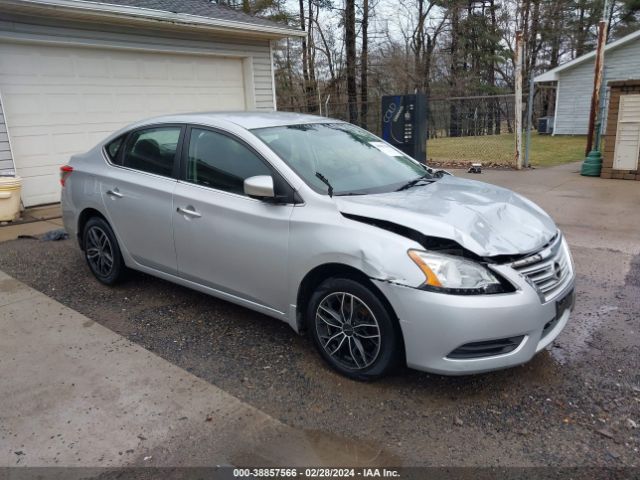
82,217 -> 126,285
306,278 -> 401,381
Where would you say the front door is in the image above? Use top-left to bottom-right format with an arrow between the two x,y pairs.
173,127 -> 293,313
101,125 -> 183,274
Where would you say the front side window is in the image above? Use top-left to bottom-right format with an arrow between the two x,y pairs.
122,127 -> 181,177
186,128 -> 271,195
252,123 -> 430,195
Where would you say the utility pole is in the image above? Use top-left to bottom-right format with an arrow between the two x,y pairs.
514,30 -> 524,170
585,21 -> 608,154
581,0 -> 609,176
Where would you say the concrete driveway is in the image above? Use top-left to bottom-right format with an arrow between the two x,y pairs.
0,162 -> 638,468
457,162 -> 639,255
0,272 -> 392,469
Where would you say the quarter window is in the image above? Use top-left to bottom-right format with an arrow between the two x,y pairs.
105,135 -> 125,163
186,128 -> 271,195
122,127 -> 181,177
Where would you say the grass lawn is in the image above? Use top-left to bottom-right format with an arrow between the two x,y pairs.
427,132 -> 587,167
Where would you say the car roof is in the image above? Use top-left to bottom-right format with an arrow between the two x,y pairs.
135,111 -> 342,130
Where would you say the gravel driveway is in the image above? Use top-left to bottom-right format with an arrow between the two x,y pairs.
0,233 -> 638,468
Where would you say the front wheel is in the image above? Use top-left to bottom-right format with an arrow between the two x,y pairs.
306,278 -> 402,381
82,217 -> 126,285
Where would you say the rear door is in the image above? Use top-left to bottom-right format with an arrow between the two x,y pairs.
173,126 -> 294,313
101,124 -> 184,274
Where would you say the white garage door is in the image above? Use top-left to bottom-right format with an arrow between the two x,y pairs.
0,42 -> 247,206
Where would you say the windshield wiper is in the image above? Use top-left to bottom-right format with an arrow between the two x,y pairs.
395,173 -> 433,192
315,172 -> 334,197
334,192 -> 366,197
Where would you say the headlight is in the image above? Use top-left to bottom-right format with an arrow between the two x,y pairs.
561,236 -> 575,274
408,250 -> 505,294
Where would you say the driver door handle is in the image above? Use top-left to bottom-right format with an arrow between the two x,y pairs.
177,206 -> 202,218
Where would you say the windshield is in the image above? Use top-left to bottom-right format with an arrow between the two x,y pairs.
251,123 -> 430,195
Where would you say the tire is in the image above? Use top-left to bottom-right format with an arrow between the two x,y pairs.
82,216 -> 126,285
306,277 -> 401,381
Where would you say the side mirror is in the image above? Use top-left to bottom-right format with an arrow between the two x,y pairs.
244,175 -> 275,200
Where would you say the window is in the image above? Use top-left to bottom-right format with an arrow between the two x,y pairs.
186,128 -> 271,195
122,127 -> 181,177
252,123 -> 428,196
105,135 -> 125,163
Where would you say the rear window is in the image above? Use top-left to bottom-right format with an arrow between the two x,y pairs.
105,136 -> 125,163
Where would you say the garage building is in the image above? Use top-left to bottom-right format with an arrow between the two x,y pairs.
0,0 -> 303,207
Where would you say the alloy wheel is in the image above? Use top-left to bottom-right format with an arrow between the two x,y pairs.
85,226 -> 114,277
315,292 -> 381,370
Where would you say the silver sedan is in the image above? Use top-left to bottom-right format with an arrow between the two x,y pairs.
61,112 -> 575,380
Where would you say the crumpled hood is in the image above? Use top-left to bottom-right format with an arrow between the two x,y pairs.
335,175 -> 557,257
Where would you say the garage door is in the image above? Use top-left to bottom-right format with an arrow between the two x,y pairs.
0,42 -> 247,206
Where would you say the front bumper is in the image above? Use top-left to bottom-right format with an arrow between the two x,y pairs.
373,264 -> 575,375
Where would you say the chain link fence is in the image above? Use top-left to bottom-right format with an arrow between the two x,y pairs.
426,94 -> 517,167
278,92 -> 584,169
280,94 -> 519,167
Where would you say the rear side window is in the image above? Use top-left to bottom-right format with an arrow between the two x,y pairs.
122,127 -> 181,177
105,136 -> 125,163
186,128 -> 271,195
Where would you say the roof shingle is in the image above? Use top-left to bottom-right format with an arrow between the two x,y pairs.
81,0 -> 298,31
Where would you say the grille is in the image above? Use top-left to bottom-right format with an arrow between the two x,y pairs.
511,235 -> 573,302
447,336 -> 525,359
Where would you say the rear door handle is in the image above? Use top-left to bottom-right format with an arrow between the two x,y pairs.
177,206 -> 202,218
106,188 -> 123,198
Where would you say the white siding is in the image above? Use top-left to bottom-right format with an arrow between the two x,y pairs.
0,14 -> 277,205
0,43 -> 249,206
555,37 -> 640,135
0,97 -> 13,173
0,14 -> 276,111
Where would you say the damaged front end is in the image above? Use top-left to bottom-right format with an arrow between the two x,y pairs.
332,175 -> 561,296
343,213 -> 518,295
334,175 -> 558,259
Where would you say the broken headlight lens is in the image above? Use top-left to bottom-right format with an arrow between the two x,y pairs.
408,250 -> 504,294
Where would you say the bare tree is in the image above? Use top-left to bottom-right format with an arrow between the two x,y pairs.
360,0 -> 369,128
345,0 -> 359,123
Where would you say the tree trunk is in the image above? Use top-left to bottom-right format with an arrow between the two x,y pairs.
413,0 -> 425,92
306,0 -> 319,113
299,0 -> 310,111
423,36 -> 433,95
575,1 -> 588,57
345,0 -> 358,124
286,38 -> 295,110
360,0 -> 369,129
449,4 -> 461,137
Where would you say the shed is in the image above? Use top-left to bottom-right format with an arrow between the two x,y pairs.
0,0 -> 304,207
534,29 -> 640,136
601,80 -> 640,180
